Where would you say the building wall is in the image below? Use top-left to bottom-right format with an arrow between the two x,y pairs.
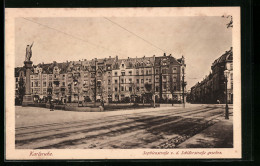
190,48 -> 233,104
15,54 -> 186,103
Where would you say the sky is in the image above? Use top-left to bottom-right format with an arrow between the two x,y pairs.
15,17 -> 232,90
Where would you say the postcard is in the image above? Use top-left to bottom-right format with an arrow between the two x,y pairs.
5,7 -> 241,160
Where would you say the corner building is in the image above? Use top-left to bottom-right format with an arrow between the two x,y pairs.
190,47 -> 233,104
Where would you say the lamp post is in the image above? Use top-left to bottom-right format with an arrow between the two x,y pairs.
224,69 -> 230,119
182,67 -> 186,108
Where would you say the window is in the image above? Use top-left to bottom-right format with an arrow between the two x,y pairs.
230,63 -> 233,70
16,84 -> 18,89
115,80 -> 118,84
149,79 -> 151,83
156,86 -> 159,92
31,82 -> 33,87
43,82 -> 47,87
63,82 -> 65,86
121,86 -> 124,91
173,67 -> 177,70
136,70 -> 139,75
163,84 -> 167,89
115,87 -> 118,91
49,82 -> 52,87
108,79 -> 111,85
156,69 -> 159,74
16,78 -> 18,82
115,72 -> 118,76
121,72 -> 125,76
129,71 -> 132,75
162,69 -> 167,74
141,70 -> 144,74
163,76 -> 167,80
137,87 -> 140,92
129,87 -> 132,92
136,79 -> 139,83
129,78 -> 132,83
121,79 -> 124,83
146,70 -> 149,75
122,64 -> 124,68
230,73 -> 233,80
231,81 -> 233,89
174,86 -> 177,91
91,73 -> 95,78
141,79 -> 144,83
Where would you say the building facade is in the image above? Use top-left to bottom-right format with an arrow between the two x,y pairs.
15,54 -> 186,103
190,47 -> 233,104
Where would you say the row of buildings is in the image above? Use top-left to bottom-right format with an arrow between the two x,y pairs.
15,53 -> 187,104
190,47 -> 233,104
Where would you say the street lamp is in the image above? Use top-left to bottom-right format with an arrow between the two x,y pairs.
224,69 -> 230,119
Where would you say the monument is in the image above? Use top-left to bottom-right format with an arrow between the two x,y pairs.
22,42 -> 34,106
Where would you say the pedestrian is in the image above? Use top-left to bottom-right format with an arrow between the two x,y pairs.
50,99 -> 54,111
217,100 -> 220,104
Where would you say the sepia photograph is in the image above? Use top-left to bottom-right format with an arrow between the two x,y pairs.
5,7 -> 241,159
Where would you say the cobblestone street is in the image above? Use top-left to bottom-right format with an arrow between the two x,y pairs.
15,105 -> 233,149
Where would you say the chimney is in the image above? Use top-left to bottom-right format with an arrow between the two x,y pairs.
109,56 -> 111,59
116,55 -> 118,61
163,53 -> 166,56
230,47 -> 233,51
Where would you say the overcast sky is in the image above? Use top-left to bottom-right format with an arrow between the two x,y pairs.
15,17 -> 232,89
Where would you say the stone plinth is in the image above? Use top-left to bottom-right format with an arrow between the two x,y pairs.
22,61 -> 34,106
22,95 -> 34,106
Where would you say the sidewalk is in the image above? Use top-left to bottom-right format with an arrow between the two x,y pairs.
177,116 -> 233,148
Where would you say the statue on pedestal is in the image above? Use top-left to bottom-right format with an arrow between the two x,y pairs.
25,42 -> 33,62
22,42 -> 34,106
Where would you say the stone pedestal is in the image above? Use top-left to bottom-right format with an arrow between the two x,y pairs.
22,95 -> 34,106
22,61 -> 34,106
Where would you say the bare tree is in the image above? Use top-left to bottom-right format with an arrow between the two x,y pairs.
98,85 -> 107,107
169,75 -> 175,106
18,77 -> 25,104
144,83 -> 152,103
130,83 -> 136,105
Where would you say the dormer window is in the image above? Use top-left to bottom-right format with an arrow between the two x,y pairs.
122,64 -> 124,68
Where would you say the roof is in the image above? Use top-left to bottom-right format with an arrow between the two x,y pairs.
212,47 -> 233,67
